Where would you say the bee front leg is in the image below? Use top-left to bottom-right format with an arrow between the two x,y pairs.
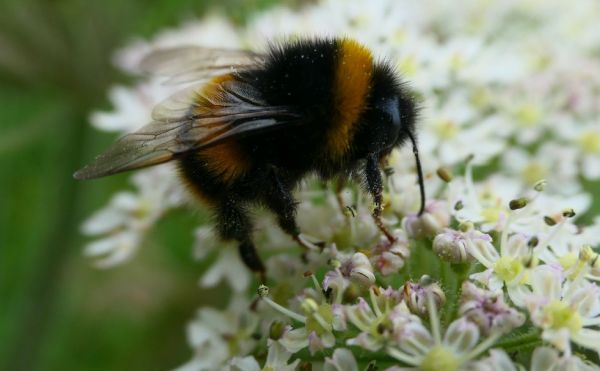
365,155 -> 396,242
264,166 -> 323,252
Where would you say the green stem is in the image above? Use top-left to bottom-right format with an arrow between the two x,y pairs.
495,329 -> 542,352
442,262 -> 472,324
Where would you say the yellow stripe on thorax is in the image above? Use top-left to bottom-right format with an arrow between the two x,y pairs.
329,39 -> 373,159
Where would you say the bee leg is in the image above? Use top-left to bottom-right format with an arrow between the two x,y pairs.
335,176 -> 349,216
365,155 -> 396,243
216,196 -> 266,277
265,167 -> 323,252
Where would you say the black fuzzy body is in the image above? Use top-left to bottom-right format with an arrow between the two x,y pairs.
178,37 -> 418,272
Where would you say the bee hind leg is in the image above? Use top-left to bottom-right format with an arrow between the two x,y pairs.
215,196 -> 266,280
365,155 -> 396,242
238,240 -> 267,283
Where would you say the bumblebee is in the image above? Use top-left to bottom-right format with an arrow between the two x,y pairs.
75,37 -> 425,277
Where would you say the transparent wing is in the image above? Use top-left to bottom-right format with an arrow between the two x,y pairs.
139,46 -> 263,84
150,78 -> 272,123
74,79 -> 300,180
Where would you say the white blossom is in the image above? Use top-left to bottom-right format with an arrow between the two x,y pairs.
80,0 -> 600,369
227,340 -> 299,371
524,264 -> 600,356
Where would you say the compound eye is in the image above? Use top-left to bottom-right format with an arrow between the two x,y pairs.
377,97 -> 401,145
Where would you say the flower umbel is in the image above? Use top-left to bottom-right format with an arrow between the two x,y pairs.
81,0 -> 600,369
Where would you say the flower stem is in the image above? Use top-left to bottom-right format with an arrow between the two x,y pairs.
495,329 -> 542,353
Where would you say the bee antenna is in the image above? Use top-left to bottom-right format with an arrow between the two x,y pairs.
407,130 -> 426,216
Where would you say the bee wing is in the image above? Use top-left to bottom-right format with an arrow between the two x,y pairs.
139,46 -> 263,84
74,79 -> 300,180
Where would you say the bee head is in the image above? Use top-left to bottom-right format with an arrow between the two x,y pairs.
359,89 -> 425,215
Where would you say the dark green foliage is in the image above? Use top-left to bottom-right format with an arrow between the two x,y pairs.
0,0 -> 293,370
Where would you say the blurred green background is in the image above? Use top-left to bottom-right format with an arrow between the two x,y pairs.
0,1 -> 298,370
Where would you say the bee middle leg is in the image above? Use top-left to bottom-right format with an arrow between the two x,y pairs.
264,167 -> 322,251
215,196 -> 266,280
365,154 -> 396,242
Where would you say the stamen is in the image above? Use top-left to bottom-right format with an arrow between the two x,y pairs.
258,285 -> 307,323
536,216 -> 568,253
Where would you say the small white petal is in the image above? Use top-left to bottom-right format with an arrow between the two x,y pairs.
324,348 -> 359,371
443,318 -> 480,354
531,265 -> 563,300
265,340 -> 297,369
227,356 -> 260,371
279,327 -> 309,353
530,347 -> 559,371
200,248 -> 250,293
572,328 -> 600,356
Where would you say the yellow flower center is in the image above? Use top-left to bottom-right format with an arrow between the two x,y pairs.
480,207 -> 503,224
392,29 -> 407,43
521,162 -> 547,186
579,131 -> 600,154
470,87 -> 491,109
421,346 -> 460,371
514,104 -> 541,127
531,53 -> 551,71
433,119 -> 459,139
305,303 -> 333,336
494,256 -> 523,283
559,252 -> 578,271
449,53 -> 465,72
543,301 -> 582,333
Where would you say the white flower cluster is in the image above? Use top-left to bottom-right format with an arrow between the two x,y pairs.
81,0 -> 600,369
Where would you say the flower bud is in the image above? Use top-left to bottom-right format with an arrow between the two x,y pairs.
460,281 -> 525,335
349,252 -> 376,286
419,275 -> 434,286
403,200 -> 450,238
433,229 -> 473,264
401,278 -> 446,317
